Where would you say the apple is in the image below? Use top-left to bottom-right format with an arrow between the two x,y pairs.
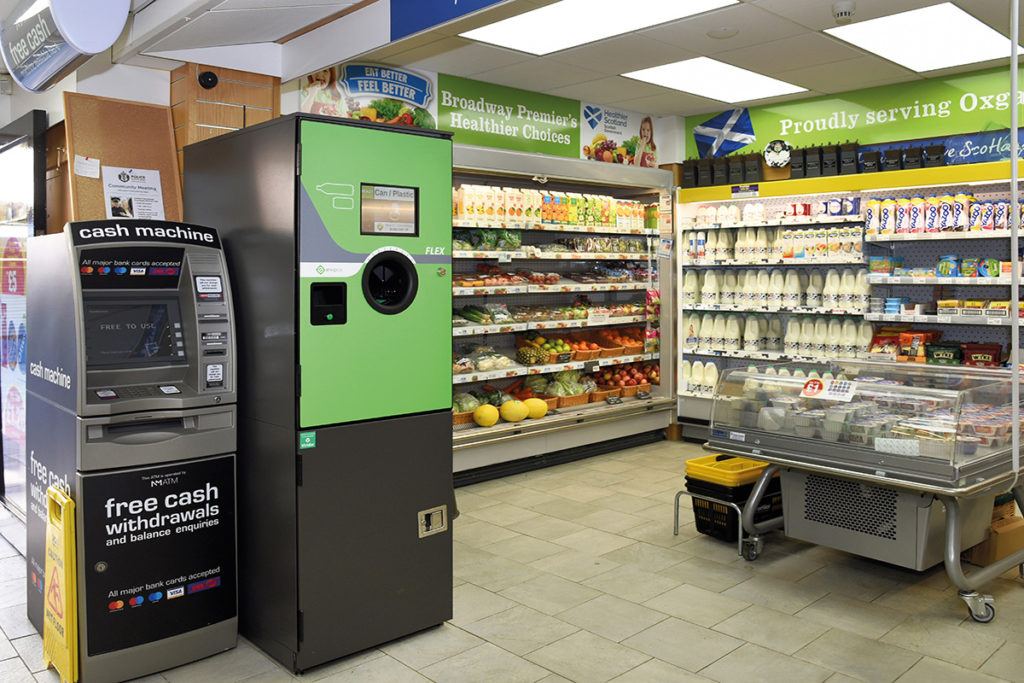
627,379 -> 637,386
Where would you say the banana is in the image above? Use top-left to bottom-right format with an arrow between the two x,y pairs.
591,134 -> 607,145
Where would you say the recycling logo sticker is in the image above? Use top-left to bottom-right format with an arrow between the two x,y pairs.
299,431 -> 317,449
316,265 -> 326,275
583,105 -> 603,129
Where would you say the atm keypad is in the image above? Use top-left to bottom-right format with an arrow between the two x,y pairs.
117,386 -> 159,399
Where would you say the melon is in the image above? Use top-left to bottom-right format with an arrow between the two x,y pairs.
473,404 -> 500,427
499,400 -> 529,423
523,397 -> 548,419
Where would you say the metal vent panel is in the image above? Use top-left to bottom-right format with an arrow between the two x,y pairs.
803,473 -> 898,540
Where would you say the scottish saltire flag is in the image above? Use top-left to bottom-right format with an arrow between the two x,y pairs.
693,108 -> 756,158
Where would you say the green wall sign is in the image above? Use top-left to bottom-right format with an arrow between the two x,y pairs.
686,65 -> 1024,159
437,73 -> 580,156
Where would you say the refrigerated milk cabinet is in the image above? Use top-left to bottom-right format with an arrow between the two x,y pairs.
184,115 -> 453,671
25,220 -> 238,681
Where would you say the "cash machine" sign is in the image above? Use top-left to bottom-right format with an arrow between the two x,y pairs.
70,220 -> 221,249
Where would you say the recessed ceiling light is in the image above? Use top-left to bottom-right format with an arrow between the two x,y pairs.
459,0 -> 738,56
623,57 -> 806,103
706,27 -> 739,40
825,2 -> 1018,72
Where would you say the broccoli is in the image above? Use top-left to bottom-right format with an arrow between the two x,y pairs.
623,135 -> 640,156
369,98 -> 404,121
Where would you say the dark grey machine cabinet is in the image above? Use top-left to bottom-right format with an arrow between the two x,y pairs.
183,114 -> 454,673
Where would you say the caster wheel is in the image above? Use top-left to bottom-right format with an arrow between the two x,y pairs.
970,604 -> 996,623
742,544 -> 759,562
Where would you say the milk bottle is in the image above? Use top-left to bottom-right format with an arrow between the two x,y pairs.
768,270 -> 785,307
684,313 -> 701,348
740,270 -> 756,306
696,231 -> 707,260
705,230 -> 719,261
826,318 -> 842,358
784,318 -> 801,355
682,270 -> 699,304
840,318 -> 859,358
742,365 -> 761,393
805,270 -> 824,308
822,269 -> 841,308
698,313 -> 715,350
755,227 -> 769,260
736,228 -> 751,261
703,361 -> 719,396
778,367 -> 791,377
857,320 -> 874,355
763,365 -> 778,391
756,271 -> 771,305
792,367 -> 806,379
690,361 -> 704,396
701,270 -> 720,305
743,315 -> 761,351
839,269 -> 856,308
758,314 -> 770,349
822,371 -> 834,381
716,204 -> 730,225
721,229 -> 735,260
725,314 -> 742,350
783,270 -> 802,307
854,269 -> 870,310
800,318 -> 817,355
813,318 -> 828,355
712,314 -> 727,350
721,270 -> 737,305
680,360 -> 691,392
807,369 -> 821,380
768,317 -> 783,351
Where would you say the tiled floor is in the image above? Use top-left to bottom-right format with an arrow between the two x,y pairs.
3,439 -> 1024,681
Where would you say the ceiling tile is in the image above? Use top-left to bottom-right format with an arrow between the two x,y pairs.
751,0 -> 936,31
471,58 -> 605,92
774,55 -> 919,94
543,76 -> 677,104
640,3 -> 809,55
957,0 -> 1020,36
385,38 -> 534,77
714,32 -> 864,74
608,90 -> 728,117
150,7 -> 343,51
551,34 -> 699,75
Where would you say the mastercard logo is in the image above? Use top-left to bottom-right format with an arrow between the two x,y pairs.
129,596 -> 145,606
108,600 -> 124,610
80,267 -> 94,274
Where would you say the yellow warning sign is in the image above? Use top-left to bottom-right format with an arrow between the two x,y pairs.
43,487 -> 77,683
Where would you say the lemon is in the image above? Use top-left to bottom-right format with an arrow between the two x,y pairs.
499,400 -> 529,423
523,398 -> 548,419
473,404 -> 500,427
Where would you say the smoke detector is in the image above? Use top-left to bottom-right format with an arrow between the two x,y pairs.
832,1 -> 855,25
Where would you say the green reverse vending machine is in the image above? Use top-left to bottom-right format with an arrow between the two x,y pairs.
183,115 -> 453,671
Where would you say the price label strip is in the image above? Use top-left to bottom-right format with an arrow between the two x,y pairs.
800,378 -> 857,402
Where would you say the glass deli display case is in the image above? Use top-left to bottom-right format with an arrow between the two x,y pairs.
708,360 -> 1021,491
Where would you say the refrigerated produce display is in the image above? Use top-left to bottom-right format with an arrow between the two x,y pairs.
450,146 -> 675,473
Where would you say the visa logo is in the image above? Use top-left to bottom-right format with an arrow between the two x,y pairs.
167,586 -> 184,599
130,267 -> 146,275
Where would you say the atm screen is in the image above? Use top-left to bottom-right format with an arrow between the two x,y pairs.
83,300 -> 186,368
360,184 -> 418,236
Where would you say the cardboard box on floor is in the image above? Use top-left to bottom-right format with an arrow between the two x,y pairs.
963,515 -> 1024,566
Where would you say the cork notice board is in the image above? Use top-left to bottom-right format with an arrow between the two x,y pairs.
63,92 -> 183,222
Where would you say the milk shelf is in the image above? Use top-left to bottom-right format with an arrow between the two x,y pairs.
674,160 -> 1024,425
450,145 -> 675,475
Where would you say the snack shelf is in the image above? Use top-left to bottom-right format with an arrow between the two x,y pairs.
865,313 -> 1021,326
453,250 -> 650,261
452,352 -> 659,385
867,275 -> 1012,285
680,215 -> 864,230
453,315 -> 645,337
681,256 -> 864,267
866,231 -> 1012,242
681,304 -> 865,316
453,218 -> 656,236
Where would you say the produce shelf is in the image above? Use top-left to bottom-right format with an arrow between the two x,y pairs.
867,275 -> 1012,285
681,256 -> 864,267
453,314 -> 646,337
453,218 -> 656,236
680,214 -> 864,230
454,281 -> 650,296
866,231 -> 1012,242
865,313 -> 1022,326
452,352 -> 659,385
680,304 -> 865,316
453,395 -> 674,448
454,250 -> 650,261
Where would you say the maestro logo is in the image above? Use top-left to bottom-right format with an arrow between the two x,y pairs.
583,105 -> 603,129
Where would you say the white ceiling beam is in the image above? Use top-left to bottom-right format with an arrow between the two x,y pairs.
148,42 -> 282,76
112,0 -> 224,64
280,0 -> 389,81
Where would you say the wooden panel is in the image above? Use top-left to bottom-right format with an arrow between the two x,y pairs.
244,107 -> 273,127
64,92 -> 182,221
171,102 -> 188,129
192,101 -> 245,129
170,77 -> 191,107
177,150 -> 184,175
174,125 -> 189,150
196,80 -> 275,109
197,63 -> 276,88
170,63 -> 191,84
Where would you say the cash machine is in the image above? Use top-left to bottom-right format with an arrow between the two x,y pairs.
26,220 -> 237,682
183,115 -> 453,671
